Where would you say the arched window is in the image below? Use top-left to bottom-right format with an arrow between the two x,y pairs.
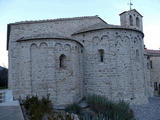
99,49 -> 104,62
129,15 -> 133,26
59,54 -> 66,68
136,17 -> 140,27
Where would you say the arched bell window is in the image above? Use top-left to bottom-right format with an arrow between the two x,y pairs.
129,15 -> 133,26
136,17 -> 140,27
59,54 -> 66,68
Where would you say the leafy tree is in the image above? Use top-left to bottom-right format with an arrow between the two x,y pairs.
0,67 -> 8,88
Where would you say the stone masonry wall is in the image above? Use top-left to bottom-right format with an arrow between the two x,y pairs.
73,28 -> 148,104
150,56 -> 160,95
8,16 -> 150,105
8,17 -> 102,105
9,38 -> 83,106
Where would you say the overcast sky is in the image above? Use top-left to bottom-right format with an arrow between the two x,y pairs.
0,0 -> 160,68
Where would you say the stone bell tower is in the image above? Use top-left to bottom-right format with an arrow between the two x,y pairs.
119,9 -> 143,32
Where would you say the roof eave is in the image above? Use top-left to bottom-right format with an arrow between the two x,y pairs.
72,27 -> 144,38
16,37 -> 84,47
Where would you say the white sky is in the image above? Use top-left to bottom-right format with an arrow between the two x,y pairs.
0,0 -> 160,68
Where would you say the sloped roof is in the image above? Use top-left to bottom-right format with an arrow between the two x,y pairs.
8,16 -> 107,25
16,33 -> 83,47
73,22 -> 143,35
73,22 -> 119,34
7,16 -> 107,50
16,32 -> 66,41
144,49 -> 160,57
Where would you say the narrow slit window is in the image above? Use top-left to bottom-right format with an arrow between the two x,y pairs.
136,49 -> 140,61
136,49 -> 139,56
59,54 -> 66,68
99,49 -> 104,62
150,60 -> 153,69
154,82 -> 158,91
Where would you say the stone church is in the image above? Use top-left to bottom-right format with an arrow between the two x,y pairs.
7,9 -> 154,106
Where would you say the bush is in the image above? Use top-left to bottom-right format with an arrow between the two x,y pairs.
113,100 -> 134,120
65,102 -> 82,114
23,95 -> 53,120
0,68 -> 8,88
86,94 -> 113,114
86,94 -> 135,120
23,94 -> 135,120
23,95 -> 76,120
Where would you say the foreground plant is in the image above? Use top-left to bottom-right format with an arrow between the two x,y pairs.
23,95 -> 53,120
23,95 -> 76,120
86,94 -> 135,120
65,94 -> 135,120
65,102 -> 82,114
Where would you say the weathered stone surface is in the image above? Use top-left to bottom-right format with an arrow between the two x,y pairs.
7,9 -> 152,106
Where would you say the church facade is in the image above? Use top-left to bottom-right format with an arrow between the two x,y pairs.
7,9 -> 153,106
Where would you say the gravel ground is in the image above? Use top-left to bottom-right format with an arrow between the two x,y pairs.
131,96 -> 160,120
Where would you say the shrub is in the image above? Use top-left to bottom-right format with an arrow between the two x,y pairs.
23,94 -> 135,120
113,100 -> 134,120
23,95 -> 75,120
0,68 -> 8,88
86,94 -> 113,114
23,95 -> 53,120
86,94 -> 135,120
65,102 -> 82,114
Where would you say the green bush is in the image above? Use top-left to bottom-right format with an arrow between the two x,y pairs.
0,68 -> 8,88
86,94 -> 113,114
23,95 -> 53,120
86,94 -> 135,120
23,94 -> 135,120
65,102 -> 82,114
23,95 -> 75,120
113,100 -> 134,120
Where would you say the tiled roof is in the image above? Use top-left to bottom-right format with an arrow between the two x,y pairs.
145,49 -> 160,53
73,22 -> 142,35
9,16 -> 100,25
7,15 -> 107,50
16,33 -> 83,47
16,33 -> 65,41
145,49 -> 160,56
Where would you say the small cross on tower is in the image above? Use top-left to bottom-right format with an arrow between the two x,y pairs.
128,0 -> 133,10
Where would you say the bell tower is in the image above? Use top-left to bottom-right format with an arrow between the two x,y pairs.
119,9 -> 143,32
